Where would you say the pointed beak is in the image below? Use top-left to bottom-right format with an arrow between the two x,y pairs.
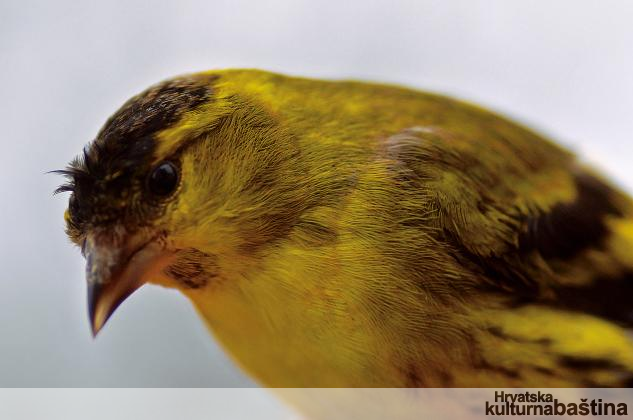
84,228 -> 175,336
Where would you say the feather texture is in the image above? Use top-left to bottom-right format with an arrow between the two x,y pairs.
61,69 -> 633,389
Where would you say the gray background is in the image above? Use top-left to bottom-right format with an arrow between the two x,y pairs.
1,0 -> 632,391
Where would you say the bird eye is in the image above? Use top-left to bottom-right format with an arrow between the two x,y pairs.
147,161 -> 179,196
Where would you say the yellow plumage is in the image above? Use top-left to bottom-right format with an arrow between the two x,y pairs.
58,69 -> 633,389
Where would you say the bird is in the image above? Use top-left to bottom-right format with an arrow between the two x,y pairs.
56,69 -> 633,389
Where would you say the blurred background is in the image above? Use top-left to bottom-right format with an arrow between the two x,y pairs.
1,0 -> 632,394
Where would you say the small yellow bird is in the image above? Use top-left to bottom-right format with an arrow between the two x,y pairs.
57,69 -> 633,388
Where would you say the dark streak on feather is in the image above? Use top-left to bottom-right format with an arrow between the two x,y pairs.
165,248 -> 219,289
519,173 -> 623,260
476,360 -> 521,380
551,272 -> 633,326
445,171 -> 633,326
404,365 -> 426,387
559,355 -> 626,372
448,242 -> 540,296
533,366 -> 555,376
486,326 -> 552,346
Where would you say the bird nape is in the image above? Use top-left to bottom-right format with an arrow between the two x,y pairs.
57,69 -> 633,389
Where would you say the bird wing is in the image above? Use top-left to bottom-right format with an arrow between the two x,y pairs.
385,124 -> 633,326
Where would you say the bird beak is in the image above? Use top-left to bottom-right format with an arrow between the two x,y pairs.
84,228 -> 175,336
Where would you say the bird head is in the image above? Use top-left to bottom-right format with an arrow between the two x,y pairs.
56,70 -> 309,335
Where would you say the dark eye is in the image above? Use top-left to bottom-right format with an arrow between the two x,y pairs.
148,161 -> 179,196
